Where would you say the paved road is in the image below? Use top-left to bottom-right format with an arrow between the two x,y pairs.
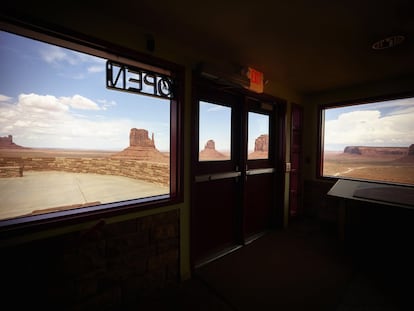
0,171 -> 169,220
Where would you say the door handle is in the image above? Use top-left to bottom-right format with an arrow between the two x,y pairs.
245,168 -> 275,176
195,171 -> 242,183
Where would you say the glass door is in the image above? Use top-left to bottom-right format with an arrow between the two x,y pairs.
191,85 -> 243,266
243,98 -> 277,241
191,80 -> 285,267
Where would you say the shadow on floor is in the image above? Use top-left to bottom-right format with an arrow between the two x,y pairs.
133,218 -> 411,310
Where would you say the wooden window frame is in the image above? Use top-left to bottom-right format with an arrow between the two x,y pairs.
317,91 -> 414,187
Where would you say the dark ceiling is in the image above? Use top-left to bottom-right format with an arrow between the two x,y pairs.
2,0 -> 414,96
118,0 -> 414,95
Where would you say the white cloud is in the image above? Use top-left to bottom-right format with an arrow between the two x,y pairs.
40,45 -> 76,65
88,65 -> 104,73
325,108 -> 414,148
60,94 -> 100,110
18,93 -> 69,113
97,99 -> 117,110
0,94 -> 12,102
207,105 -> 227,112
0,93 -> 135,150
39,46 -> 105,78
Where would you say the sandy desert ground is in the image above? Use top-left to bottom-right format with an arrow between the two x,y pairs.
0,148 -> 170,220
323,151 -> 414,185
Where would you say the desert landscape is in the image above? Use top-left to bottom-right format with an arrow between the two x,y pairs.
199,134 -> 269,161
0,129 -> 170,220
324,144 -> 414,185
0,129 -> 169,179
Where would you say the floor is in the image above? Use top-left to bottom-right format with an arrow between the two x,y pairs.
134,217 -> 412,310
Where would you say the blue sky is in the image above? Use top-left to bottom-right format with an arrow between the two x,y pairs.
199,101 -> 231,152
0,30 -> 170,151
324,98 -> 414,151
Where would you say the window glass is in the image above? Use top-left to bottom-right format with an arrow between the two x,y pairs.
248,112 -> 269,160
0,30 -> 175,222
321,97 -> 414,185
198,101 -> 231,161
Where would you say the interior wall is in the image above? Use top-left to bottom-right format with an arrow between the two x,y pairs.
300,76 -> 414,219
0,3 -> 302,281
302,76 -> 414,182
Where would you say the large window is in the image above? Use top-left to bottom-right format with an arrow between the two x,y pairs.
0,23 -> 182,226
320,95 -> 414,186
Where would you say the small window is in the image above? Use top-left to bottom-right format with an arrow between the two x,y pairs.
0,25 -> 182,225
320,96 -> 414,186
248,112 -> 269,160
198,101 -> 231,161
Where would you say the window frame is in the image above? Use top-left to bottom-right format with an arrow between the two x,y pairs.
245,97 -> 275,170
198,99 -> 233,163
317,92 -> 414,187
193,82 -> 243,174
0,17 -> 184,231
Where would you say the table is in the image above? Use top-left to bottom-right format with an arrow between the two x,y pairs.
327,179 -> 414,240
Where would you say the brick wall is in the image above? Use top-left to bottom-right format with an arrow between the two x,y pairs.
0,209 -> 180,310
0,156 -> 169,186
0,165 -> 23,177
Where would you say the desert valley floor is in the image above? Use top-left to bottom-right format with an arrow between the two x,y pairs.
0,171 -> 169,220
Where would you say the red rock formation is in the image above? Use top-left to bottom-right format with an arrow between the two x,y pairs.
205,139 -> 216,150
395,144 -> 414,163
130,128 -> 155,147
343,146 -> 362,155
249,134 -> 269,159
111,128 -> 168,163
254,134 -> 269,152
409,144 -> 414,156
0,135 -> 25,149
343,145 -> 414,163
343,146 -> 408,156
199,139 -> 227,160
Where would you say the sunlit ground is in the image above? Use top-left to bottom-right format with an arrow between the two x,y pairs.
0,171 -> 169,220
324,152 -> 414,185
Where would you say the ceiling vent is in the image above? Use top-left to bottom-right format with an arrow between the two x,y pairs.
372,35 -> 405,50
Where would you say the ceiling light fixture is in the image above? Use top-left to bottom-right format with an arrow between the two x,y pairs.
372,35 -> 405,50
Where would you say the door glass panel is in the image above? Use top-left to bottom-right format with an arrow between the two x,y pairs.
199,101 -> 231,161
248,112 -> 269,160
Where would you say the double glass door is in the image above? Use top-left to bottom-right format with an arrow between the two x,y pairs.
191,82 -> 284,266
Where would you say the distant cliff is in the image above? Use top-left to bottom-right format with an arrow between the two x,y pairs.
409,144 -> 414,156
343,145 -> 409,156
248,134 -> 269,159
111,128 -> 168,163
199,139 -> 227,160
0,135 -> 26,149
254,134 -> 269,152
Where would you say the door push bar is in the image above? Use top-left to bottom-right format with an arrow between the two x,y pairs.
245,168 -> 275,176
195,167 -> 274,183
195,171 -> 242,183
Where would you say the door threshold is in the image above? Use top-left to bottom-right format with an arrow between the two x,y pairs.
194,244 -> 243,269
